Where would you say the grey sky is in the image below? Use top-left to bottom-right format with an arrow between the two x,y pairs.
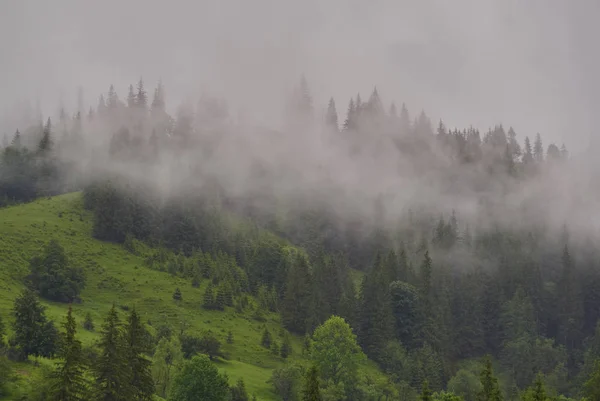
0,0 -> 596,150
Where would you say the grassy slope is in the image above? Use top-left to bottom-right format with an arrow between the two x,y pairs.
0,193 -> 306,400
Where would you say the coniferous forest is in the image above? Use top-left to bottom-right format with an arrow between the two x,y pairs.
0,75 -> 598,401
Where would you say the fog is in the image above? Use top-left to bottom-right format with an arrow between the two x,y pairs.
1,0 -> 597,149
2,0 -> 600,246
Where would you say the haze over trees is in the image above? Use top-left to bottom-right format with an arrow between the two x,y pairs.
0,47 -> 598,401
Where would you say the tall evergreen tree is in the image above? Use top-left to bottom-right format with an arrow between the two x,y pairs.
125,308 -> 154,401
127,85 -> 136,109
302,366 -> 322,401
281,251 -> 313,334
12,289 -> 57,358
136,79 -> 148,110
107,85 -> 119,110
343,98 -> 355,131
11,129 -> 21,147
477,356 -> 502,401
523,137 -> 534,164
50,306 -> 88,401
533,133 -> 544,163
94,305 -> 132,401
38,117 -> 53,152
151,80 -> 166,115
325,98 -> 338,132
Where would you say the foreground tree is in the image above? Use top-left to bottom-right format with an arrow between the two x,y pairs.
93,305 -> 132,401
50,306 -> 88,401
477,356 -> 502,401
125,308 -> 154,400
169,354 -> 229,401
12,289 -> 58,358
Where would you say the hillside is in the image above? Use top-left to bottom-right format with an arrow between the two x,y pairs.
0,193 -> 309,400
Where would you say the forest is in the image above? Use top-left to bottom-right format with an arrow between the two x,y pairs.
0,76 -> 599,401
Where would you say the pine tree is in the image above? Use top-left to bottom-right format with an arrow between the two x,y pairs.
281,252 -> 313,334
151,80 -> 166,115
230,377 -> 249,401
94,305 -> 132,401
136,79 -> 147,110
343,98 -> 355,131
38,117 -> 53,152
84,312 -> 94,331
107,85 -> 119,110
477,356 -> 502,401
261,327 -> 272,349
523,136 -> 534,164
523,373 -> 548,401
11,129 -> 21,147
280,334 -> 292,359
533,133 -> 544,163
125,308 -> 153,401
302,366 -> 322,401
215,285 -> 227,311
420,380 -> 432,401
357,252 -> 394,362
98,94 -> 107,116
50,306 -> 88,401
325,98 -> 338,132
173,288 -> 182,302
558,244 -> 583,353
12,289 -> 57,358
203,282 -> 215,309
127,84 -> 136,108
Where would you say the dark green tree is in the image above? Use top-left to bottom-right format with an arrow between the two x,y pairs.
420,380 -> 432,401
38,117 -> 53,152
84,312 -> 94,331
203,282 -> 215,309
93,305 -> 132,401
261,327 -> 272,349
281,334 -> 292,359
50,306 -> 88,401
533,133 -> 543,163
125,308 -> 154,400
281,251 -> 313,334
302,366 -> 322,401
12,289 -> 58,358
325,98 -> 338,132
231,377 -> 249,401
173,288 -> 182,302
28,239 -> 85,302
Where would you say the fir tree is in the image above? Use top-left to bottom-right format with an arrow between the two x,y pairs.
94,305 -> 132,401
151,80 -> 166,115
302,366 -> 322,401
125,308 -> 154,401
420,380 -> 432,401
280,334 -> 292,359
230,377 -> 249,401
50,306 -> 88,401
523,136 -> 534,164
281,252 -> 313,334
136,79 -> 147,110
203,282 -> 215,309
325,97 -> 338,132
533,133 -> 544,163
127,84 -> 136,108
261,327 -> 272,349
38,117 -> 53,152
173,288 -> 182,302
477,356 -> 502,401
343,98 -> 355,131
12,289 -> 57,358
11,129 -> 21,147
107,85 -> 119,110
84,312 -> 94,331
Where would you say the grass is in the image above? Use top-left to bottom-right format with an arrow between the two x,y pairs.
0,193 -> 308,400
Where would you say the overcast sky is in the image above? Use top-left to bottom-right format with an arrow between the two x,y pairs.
0,0 -> 598,151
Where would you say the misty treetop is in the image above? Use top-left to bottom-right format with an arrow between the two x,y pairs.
2,76 -> 600,400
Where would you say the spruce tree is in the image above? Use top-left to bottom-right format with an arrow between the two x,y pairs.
151,80 -> 166,115
173,288 -> 182,302
523,137 -> 534,164
50,306 -> 88,401
38,117 -> 53,152
261,327 -> 272,349
281,252 -> 313,334
325,98 -> 338,132
107,85 -> 119,110
230,377 -> 249,401
533,133 -> 544,163
94,305 -> 132,401
280,334 -> 292,359
477,356 -> 502,401
11,129 -> 21,147
84,312 -> 94,331
136,79 -> 147,109
12,289 -> 57,358
127,84 -> 136,108
420,380 -> 432,401
302,366 -> 322,401
343,98 -> 355,131
203,282 -> 215,309
125,308 -> 154,401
